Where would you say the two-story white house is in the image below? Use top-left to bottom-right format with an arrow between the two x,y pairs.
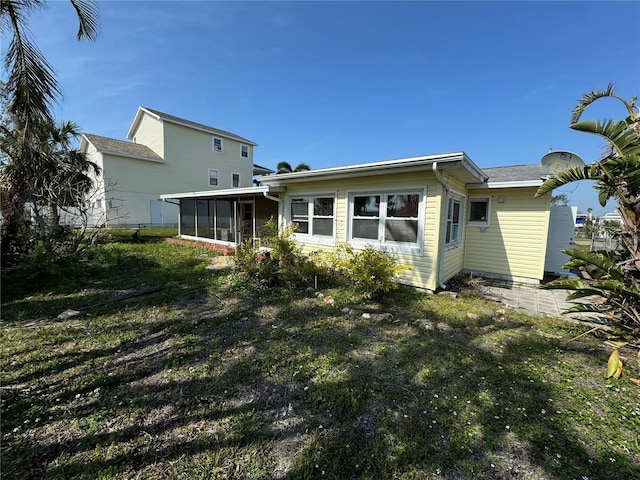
80,107 -> 273,226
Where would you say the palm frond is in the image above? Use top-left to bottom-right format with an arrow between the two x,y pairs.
570,83 -> 619,125
535,164 -> 600,197
293,162 -> 311,172
69,0 -> 100,41
571,119 -> 640,159
3,6 -> 60,124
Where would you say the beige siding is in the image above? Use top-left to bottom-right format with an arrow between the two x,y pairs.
131,114 -> 164,157
443,246 -> 464,281
464,187 -> 550,281
163,122 -> 254,192
281,171 -> 445,291
100,117 -> 256,225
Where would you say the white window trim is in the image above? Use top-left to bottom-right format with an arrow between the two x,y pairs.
231,172 -> 241,188
212,137 -> 223,153
445,191 -> 465,250
240,145 -> 249,158
346,188 -> 425,256
208,168 -> 220,187
468,195 -> 491,227
286,193 -> 336,246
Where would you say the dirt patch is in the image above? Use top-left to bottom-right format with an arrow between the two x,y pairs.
165,237 -> 235,255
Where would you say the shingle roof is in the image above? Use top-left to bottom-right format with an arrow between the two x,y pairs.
141,107 -> 257,145
83,134 -> 163,161
481,164 -> 553,183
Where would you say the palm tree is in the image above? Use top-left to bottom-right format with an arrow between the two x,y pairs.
0,0 -> 99,261
1,117 -> 100,254
536,84 -> 639,258
276,161 -> 311,174
535,84 -> 640,331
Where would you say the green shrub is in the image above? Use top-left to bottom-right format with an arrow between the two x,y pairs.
233,221 -> 321,289
327,244 -> 409,299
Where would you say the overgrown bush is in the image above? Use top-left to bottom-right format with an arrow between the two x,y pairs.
233,221 -> 322,289
233,224 -> 408,298
326,243 -> 409,299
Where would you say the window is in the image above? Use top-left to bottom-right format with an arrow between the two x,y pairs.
241,145 -> 249,158
468,197 -> 490,225
232,173 -> 240,188
445,195 -> 463,247
348,191 -> 423,253
289,196 -> 335,241
208,169 -> 219,187
212,137 -> 223,152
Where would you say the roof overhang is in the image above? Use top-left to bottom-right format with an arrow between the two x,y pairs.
468,179 -> 546,189
260,152 -> 488,186
159,185 -> 286,201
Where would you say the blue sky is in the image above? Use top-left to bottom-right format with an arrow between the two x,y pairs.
7,1 -> 640,214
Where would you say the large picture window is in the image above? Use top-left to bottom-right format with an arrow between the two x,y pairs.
289,195 -> 335,242
349,191 -> 423,254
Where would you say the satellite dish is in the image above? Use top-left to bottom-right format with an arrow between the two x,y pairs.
541,150 -> 585,172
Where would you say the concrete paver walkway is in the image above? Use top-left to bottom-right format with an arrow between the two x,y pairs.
481,284 -> 601,321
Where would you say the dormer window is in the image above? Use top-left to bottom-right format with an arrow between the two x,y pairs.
212,137 -> 223,152
241,145 -> 249,158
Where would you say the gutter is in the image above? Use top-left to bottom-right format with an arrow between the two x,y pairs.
263,192 -> 282,203
432,162 -> 449,289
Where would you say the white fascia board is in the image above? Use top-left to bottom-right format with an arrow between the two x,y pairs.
261,152 -> 467,185
126,107 -> 154,139
460,154 -> 489,183
467,180 -> 544,189
159,185 -> 285,200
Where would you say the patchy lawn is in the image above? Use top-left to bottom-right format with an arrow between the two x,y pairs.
2,241 -> 639,479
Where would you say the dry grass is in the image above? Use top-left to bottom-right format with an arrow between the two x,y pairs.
2,241 -> 639,479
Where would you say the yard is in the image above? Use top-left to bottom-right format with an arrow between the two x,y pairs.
2,235 -> 639,479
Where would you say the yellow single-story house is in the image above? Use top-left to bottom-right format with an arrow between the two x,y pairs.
161,151 -> 557,291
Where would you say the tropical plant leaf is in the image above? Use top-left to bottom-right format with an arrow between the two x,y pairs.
606,349 -> 620,378
561,249 -> 625,281
614,359 -> 623,379
570,83 -> 618,125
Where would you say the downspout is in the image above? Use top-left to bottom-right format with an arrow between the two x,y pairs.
432,162 -> 449,289
263,192 -> 281,204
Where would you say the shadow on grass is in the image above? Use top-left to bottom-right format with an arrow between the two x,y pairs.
2,275 -> 638,479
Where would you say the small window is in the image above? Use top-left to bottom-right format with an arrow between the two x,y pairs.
241,145 -> 249,158
468,197 -> 490,225
445,196 -> 463,247
289,196 -> 335,240
208,169 -> 219,187
212,137 -> 223,152
232,173 -> 240,188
